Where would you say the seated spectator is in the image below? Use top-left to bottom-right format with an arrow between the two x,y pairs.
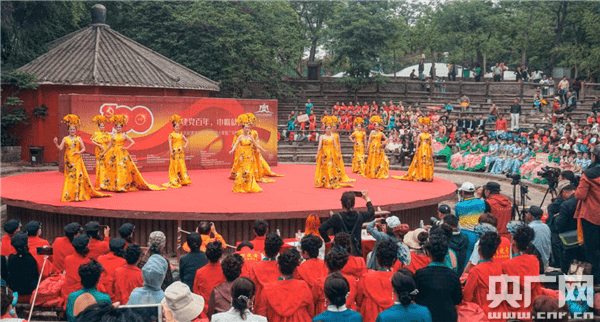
62,235 -> 92,305
118,223 -> 135,248
66,260 -> 110,322
462,231 -> 502,315
128,254 -> 168,305
376,272 -> 432,322
332,232 -> 367,280
162,281 -> 204,322
97,238 -> 126,300
138,231 -> 173,290
211,277 -> 267,322
83,221 -> 109,260
256,249 -> 313,322
460,95 -> 470,111
565,92 -> 577,112
72,302 -> 145,322
113,244 -> 143,305
1,219 -> 20,257
525,206 -> 551,271
251,219 -> 269,254
197,221 -> 226,252
24,221 -> 53,277
530,296 -> 570,322
7,232 -> 39,302
487,103 -> 498,122
235,241 -> 262,275
295,235 -> 327,290
366,216 -> 402,269
1,286 -> 25,321
313,273 -> 362,322
53,222 -> 82,274
313,246 -> 358,315
207,255 -> 243,318
462,214 -> 511,277
249,233 -> 283,304
414,235 -> 462,322
356,240 -> 397,322
429,225 -> 458,272
442,215 -> 468,275
179,232 -> 207,291
193,241 -> 225,315
501,225 -> 543,317
401,229 -> 431,273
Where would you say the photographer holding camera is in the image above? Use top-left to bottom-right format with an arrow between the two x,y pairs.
574,145 -> 600,284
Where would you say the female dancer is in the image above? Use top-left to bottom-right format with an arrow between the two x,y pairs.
364,116 -> 389,179
54,114 -> 111,202
90,115 -> 110,189
349,117 -> 366,175
315,116 -> 353,189
332,116 -> 356,183
229,114 -> 267,193
432,131 -> 451,167
101,115 -> 165,192
393,117 -> 434,182
163,115 -> 191,188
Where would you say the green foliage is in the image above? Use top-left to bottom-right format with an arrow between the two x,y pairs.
1,71 -> 38,146
33,105 -> 49,120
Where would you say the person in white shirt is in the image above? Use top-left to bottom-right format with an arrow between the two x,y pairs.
211,277 -> 267,322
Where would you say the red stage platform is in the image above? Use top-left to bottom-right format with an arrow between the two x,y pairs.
1,164 -> 456,253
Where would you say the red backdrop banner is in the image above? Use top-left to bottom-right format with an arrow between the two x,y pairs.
58,94 -> 278,172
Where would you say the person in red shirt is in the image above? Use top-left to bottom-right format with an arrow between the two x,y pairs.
113,244 -> 143,305
463,231 -> 503,315
235,241 -> 262,276
345,102 -> 352,113
250,233 -> 283,307
84,221 -> 110,260
97,238 -> 127,299
332,232 -> 367,280
256,249 -> 314,322
24,221 -> 53,278
251,220 -> 269,255
312,246 -> 358,315
356,240 -> 397,322
193,241 -> 225,316
182,221 -> 227,253
495,114 -> 508,132
483,182 -> 512,238
1,219 -> 20,257
117,223 -> 135,249
52,222 -> 82,274
61,235 -> 91,307
308,111 -> 316,131
295,235 -> 327,290
333,102 -> 341,114
398,229 -> 431,273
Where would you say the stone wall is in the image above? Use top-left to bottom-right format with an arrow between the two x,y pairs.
1,146 -> 21,162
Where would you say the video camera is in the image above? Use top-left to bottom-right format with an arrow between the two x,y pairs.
537,166 -> 561,190
506,172 -> 521,185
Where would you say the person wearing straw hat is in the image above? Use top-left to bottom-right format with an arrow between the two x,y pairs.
90,115 -> 110,190
364,116 -> 389,179
54,114 -> 111,201
393,117 -> 434,182
162,281 -> 205,322
100,114 -> 166,192
163,115 -> 191,188
402,228 -> 430,273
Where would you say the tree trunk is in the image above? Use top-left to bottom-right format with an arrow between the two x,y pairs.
550,1 -> 568,71
308,36 -> 318,62
295,57 -> 303,79
393,49 -> 396,78
483,52 -> 487,75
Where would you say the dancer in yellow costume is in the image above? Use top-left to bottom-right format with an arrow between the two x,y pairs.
331,116 -> 355,183
163,115 -> 192,188
315,116 -> 353,189
349,117 -> 367,175
90,115 -> 111,189
393,117 -> 434,182
229,113 -> 282,182
53,114 -> 111,202
364,116 -> 389,179
229,114 -> 267,193
101,115 -> 166,192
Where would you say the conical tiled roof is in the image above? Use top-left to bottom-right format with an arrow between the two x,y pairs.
18,23 -> 220,91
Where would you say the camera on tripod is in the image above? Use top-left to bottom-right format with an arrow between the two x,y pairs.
506,172 -> 521,185
537,166 -> 561,189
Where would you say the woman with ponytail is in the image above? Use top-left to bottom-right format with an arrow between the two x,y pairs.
376,272 -> 431,322
211,277 -> 266,322
313,272 -> 362,322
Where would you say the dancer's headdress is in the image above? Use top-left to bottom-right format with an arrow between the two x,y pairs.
354,117 -> 364,125
62,114 -> 81,127
91,115 -> 108,125
246,113 -> 257,125
235,114 -> 250,126
109,114 -> 128,126
418,117 -> 433,126
369,115 -> 383,125
322,116 -> 336,127
170,115 -> 183,126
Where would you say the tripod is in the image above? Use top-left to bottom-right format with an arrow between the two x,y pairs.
511,182 -> 530,221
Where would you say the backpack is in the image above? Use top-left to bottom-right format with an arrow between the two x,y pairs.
336,213 -> 363,257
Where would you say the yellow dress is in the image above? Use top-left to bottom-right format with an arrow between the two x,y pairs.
229,129 -> 282,182
364,131 -> 389,179
103,133 -> 166,192
351,130 -> 366,174
393,132 -> 434,182
315,137 -> 353,189
61,136 -> 111,202
333,133 -> 355,182
232,137 -> 262,193
91,131 -> 111,189
163,131 -> 192,188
